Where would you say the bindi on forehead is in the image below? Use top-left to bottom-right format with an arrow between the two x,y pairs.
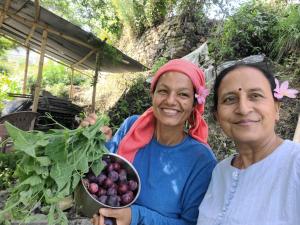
238,88 -> 242,91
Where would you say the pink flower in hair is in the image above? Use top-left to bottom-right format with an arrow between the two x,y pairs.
274,78 -> 299,99
195,86 -> 210,105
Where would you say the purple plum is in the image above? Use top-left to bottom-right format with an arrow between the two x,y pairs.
88,183 -> 99,194
118,183 -> 129,194
96,173 -> 107,185
108,170 -> 119,182
128,180 -> 138,191
97,187 -> 107,196
121,191 -> 134,205
98,195 -> 108,204
107,195 -> 120,207
103,178 -> 114,188
107,187 -> 117,196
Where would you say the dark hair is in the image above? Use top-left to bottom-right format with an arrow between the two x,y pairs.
212,63 -> 277,113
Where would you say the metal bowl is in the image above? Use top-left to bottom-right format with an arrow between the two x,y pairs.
74,153 -> 141,218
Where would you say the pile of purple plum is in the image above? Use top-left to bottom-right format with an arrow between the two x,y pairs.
82,157 -> 139,207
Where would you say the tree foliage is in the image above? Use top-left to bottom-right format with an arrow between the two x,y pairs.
26,61 -> 87,98
0,71 -> 21,109
40,0 -> 210,41
271,4 -> 300,61
209,1 -> 279,62
208,0 -> 300,63
41,0 -> 122,43
0,37 -> 16,57
107,76 -> 151,132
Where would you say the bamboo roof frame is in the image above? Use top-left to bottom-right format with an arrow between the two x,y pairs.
0,0 -> 146,72
0,0 -> 147,112
1,32 -> 93,78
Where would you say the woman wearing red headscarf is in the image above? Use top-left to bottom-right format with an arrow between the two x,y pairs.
88,59 -> 217,225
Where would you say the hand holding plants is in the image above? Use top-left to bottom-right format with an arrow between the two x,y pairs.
81,113 -> 112,141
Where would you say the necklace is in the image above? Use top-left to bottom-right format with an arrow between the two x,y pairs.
233,155 -> 245,169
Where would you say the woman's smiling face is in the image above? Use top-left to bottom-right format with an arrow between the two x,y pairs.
152,71 -> 195,129
215,66 -> 280,144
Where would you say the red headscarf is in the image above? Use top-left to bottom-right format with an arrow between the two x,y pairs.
117,59 -> 209,162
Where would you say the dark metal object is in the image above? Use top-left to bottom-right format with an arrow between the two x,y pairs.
6,92 -> 83,130
0,111 -> 38,152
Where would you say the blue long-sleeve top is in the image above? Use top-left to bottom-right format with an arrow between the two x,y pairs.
105,115 -> 217,225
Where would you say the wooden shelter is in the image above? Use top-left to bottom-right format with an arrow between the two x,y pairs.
0,0 -> 147,112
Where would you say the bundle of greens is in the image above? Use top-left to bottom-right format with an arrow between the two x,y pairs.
0,117 -> 109,225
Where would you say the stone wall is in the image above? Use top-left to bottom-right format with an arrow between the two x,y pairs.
118,15 -> 214,67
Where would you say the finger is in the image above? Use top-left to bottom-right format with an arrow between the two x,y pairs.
99,213 -> 105,225
100,126 -> 112,138
100,127 -> 112,140
92,214 -> 99,225
99,208 -> 116,218
100,126 -> 110,133
90,113 -> 98,120
80,120 -> 89,127
86,117 -> 97,125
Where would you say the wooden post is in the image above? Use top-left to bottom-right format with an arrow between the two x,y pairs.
2,32 -> 94,78
34,0 -> 40,21
22,46 -> 30,94
69,67 -> 74,99
32,29 -> 48,112
91,51 -> 101,113
0,0 -> 11,27
293,108 -> 300,143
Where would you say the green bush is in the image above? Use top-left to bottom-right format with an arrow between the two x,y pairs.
209,1 -> 279,62
271,4 -> 300,61
45,83 -> 69,98
42,62 -> 69,86
145,0 -> 170,27
111,0 -> 176,37
107,76 -> 151,132
0,72 -> 21,110
0,37 -> 16,57
151,57 -> 168,74
27,62 -> 88,97
0,152 -> 20,190
111,0 -> 147,37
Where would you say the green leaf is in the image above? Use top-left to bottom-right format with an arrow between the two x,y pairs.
15,175 -> 42,189
82,118 -> 104,139
47,204 -> 68,225
91,160 -> 105,177
68,147 -> 89,173
45,135 -> 67,162
24,214 -> 47,223
48,204 -> 55,225
2,114 -> 108,224
19,157 -> 36,175
75,153 -> 89,172
19,189 -> 34,205
5,122 -> 49,157
18,157 -> 48,177
50,163 -> 73,191
36,156 -> 51,166
71,173 -> 81,190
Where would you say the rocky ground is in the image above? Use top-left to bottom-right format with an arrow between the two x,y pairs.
0,191 -> 92,225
